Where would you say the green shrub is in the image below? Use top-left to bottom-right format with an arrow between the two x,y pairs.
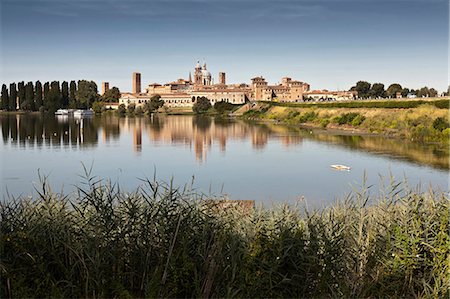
126,103 -> 136,114
409,115 -> 432,127
117,104 -> 126,116
286,110 -> 300,119
331,115 -> 341,124
214,101 -> 237,114
243,109 -> 264,119
337,112 -> 360,125
92,101 -> 103,114
410,124 -> 431,142
193,97 -> 212,114
432,117 -> 450,131
351,114 -> 366,126
135,106 -> 144,115
434,100 -> 449,109
320,118 -> 330,128
143,96 -> 164,114
298,111 -> 317,123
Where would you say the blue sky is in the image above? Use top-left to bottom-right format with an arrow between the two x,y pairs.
0,0 -> 448,92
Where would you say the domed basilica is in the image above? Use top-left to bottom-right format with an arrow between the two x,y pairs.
193,61 -> 212,86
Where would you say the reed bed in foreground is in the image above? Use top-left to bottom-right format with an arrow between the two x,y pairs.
1,175 -> 449,298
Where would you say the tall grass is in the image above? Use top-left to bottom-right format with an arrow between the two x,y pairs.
1,174 -> 449,298
244,103 -> 450,146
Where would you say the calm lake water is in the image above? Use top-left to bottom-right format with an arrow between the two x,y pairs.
1,114 -> 448,207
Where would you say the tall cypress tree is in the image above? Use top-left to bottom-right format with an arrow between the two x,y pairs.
51,81 -> 62,109
61,81 -> 69,108
17,81 -> 25,110
9,83 -> 17,111
1,84 -> 9,111
43,82 -> 50,108
35,81 -> 43,111
45,81 -> 61,112
69,80 -> 77,108
24,82 -> 35,111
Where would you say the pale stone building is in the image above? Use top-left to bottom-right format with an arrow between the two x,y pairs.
190,89 -> 247,105
119,93 -> 150,107
119,61 -> 323,108
161,94 -> 193,107
250,76 -> 310,102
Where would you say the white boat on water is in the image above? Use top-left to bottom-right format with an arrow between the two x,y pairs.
73,109 -> 94,117
55,109 -> 70,115
330,164 -> 351,171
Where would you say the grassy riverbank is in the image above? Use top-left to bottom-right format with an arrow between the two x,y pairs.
242,99 -> 450,148
1,177 -> 449,298
270,98 -> 449,109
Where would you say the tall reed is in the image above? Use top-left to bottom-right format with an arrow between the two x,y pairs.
1,173 -> 449,298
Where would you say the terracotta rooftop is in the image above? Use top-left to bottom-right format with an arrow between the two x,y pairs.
191,89 -> 247,93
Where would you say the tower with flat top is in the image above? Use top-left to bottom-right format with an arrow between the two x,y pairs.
132,72 -> 141,94
219,72 -> 226,85
101,82 -> 109,95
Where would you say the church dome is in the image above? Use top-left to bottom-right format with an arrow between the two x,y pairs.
201,69 -> 211,78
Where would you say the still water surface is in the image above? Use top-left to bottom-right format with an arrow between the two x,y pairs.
1,114 -> 448,206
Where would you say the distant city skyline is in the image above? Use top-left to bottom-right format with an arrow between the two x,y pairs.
0,0 -> 448,92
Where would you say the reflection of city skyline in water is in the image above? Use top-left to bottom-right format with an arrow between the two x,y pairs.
1,114 -> 448,204
0,114 -> 303,162
0,114 -> 448,169
128,116 -> 304,162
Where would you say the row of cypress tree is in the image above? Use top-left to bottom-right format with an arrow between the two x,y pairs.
0,80 -> 99,112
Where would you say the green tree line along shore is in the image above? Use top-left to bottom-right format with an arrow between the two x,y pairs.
1,176 -> 448,298
348,81 -> 445,100
1,81 -> 120,113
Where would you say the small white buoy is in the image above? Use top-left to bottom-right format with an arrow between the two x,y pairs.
330,164 -> 351,171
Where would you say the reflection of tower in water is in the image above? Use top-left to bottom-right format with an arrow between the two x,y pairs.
133,119 -> 142,153
194,135 -> 204,162
219,134 -> 226,152
281,135 -> 303,147
194,132 -> 212,163
252,130 -> 268,150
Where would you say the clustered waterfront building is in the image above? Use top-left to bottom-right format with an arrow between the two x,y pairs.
119,61 -> 356,108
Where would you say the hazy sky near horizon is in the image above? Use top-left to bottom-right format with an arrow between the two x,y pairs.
0,0 -> 448,92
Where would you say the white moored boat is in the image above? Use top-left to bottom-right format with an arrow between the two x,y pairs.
330,164 -> 351,171
73,109 -> 94,117
55,109 -> 70,115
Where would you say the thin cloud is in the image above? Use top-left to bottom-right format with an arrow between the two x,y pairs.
5,0 -> 445,19
15,0 -> 327,19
